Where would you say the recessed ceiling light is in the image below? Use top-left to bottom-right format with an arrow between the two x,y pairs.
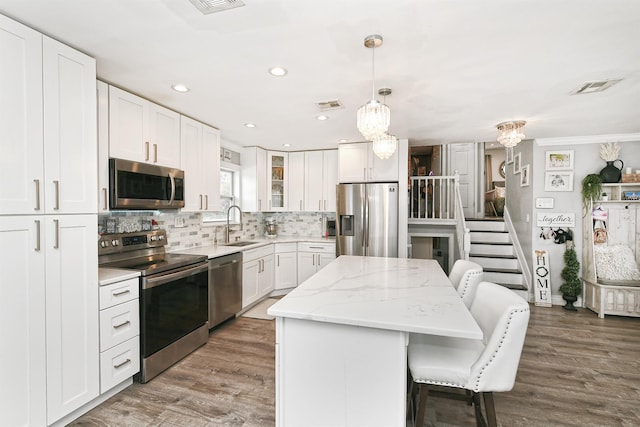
171,84 -> 190,93
339,139 -> 349,143
282,143 -> 291,147
316,115 -> 329,121
244,123 -> 256,128
269,67 -> 288,77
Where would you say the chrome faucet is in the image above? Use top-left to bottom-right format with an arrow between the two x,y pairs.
226,204 -> 243,243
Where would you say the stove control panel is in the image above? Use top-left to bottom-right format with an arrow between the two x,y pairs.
98,229 -> 167,256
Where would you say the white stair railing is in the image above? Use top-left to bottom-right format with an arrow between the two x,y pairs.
409,174 -> 469,260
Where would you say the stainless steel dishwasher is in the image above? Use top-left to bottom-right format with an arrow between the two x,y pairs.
208,252 -> 243,329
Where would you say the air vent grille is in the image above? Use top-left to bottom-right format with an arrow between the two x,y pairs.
189,0 -> 245,15
316,100 -> 344,112
571,79 -> 622,95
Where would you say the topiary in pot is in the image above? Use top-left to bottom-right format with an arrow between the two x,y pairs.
558,244 -> 581,311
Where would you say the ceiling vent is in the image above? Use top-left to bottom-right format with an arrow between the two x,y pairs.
189,0 -> 245,15
571,79 -> 622,95
316,100 -> 344,112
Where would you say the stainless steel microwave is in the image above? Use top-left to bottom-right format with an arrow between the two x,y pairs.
109,158 -> 185,210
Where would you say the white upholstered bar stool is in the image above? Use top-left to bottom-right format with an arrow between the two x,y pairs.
448,259 -> 484,308
408,281 -> 530,427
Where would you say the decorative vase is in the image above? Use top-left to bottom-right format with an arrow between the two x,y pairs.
599,159 -> 624,183
561,294 -> 578,311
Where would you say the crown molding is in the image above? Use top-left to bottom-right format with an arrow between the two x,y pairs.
534,133 -> 640,146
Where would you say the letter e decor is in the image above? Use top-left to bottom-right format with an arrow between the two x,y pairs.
533,250 -> 552,307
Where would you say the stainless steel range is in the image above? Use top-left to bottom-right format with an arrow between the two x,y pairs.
98,229 -> 208,383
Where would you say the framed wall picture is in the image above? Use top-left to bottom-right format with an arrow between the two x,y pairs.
545,150 -> 574,170
513,153 -> 521,174
506,147 -> 514,164
520,164 -> 530,187
545,171 -> 574,191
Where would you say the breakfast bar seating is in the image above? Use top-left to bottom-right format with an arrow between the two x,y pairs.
268,255 -> 483,426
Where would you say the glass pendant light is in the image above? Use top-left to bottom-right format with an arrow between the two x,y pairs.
357,35 -> 390,142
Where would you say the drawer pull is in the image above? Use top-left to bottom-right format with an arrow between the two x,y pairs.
113,320 -> 131,329
114,358 -> 131,369
112,289 -> 131,296
309,246 -> 324,249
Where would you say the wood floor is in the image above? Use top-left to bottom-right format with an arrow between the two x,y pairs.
70,305 -> 640,427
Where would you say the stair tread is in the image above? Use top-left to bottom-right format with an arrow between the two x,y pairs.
470,230 -> 509,233
484,267 -> 523,274
469,254 -> 517,259
470,242 -> 514,246
466,218 -> 505,222
498,283 -> 528,291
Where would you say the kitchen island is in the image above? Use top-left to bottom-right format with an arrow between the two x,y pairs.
268,255 -> 482,427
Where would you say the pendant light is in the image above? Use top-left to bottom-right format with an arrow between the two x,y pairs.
370,88 -> 397,159
357,35 -> 391,142
496,121 -> 526,147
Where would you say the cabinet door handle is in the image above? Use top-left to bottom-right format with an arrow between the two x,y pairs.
324,200 -> 327,211
200,194 -> 203,210
103,188 -> 108,210
258,199 -> 261,210
300,200 -> 302,211
53,219 -> 59,249
369,167 -> 373,180
312,254 -> 315,266
34,179 -> 41,211
145,141 -> 150,161
363,167 -> 366,180
34,220 -> 41,251
112,288 -> 130,296
53,180 -> 60,210
318,200 -> 321,211
205,194 -> 208,210
277,254 -> 280,267
153,144 -> 158,163
114,320 -> 131,329
113,358 -> 131,369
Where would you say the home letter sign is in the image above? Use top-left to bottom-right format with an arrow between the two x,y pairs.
533,249 -> 552,307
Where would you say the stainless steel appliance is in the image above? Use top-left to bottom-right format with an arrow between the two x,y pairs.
336,183 -> 398,257
109,158 -> 185,209
98,229 -> 208,383
208,252 -> 242,329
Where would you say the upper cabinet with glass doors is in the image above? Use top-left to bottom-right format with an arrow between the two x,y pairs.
267,151 -> 288,211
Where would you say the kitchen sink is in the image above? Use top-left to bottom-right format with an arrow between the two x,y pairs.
225,241 -> 258,247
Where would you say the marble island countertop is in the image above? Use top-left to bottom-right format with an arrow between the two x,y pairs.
268,255 -> 483,339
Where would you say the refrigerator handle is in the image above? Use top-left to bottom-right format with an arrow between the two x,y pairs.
363,195 -> 369,250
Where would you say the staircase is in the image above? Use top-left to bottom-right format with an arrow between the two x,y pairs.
467,219 -> 526,290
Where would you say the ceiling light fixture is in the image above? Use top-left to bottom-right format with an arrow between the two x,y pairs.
496,121 -> 526,147
316,115 -> 328,121
244,123 -> 256,128
368,87 -> 397,159
269,67 -> 288,77
356,35 -> 391,153
171,84 -> 190,93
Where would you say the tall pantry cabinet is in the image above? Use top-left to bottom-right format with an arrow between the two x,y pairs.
0,14 -> 99,427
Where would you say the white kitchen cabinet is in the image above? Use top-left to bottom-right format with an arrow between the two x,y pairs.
241,147 -> 268,212
297,242 -> 336,284
97,80 -> 110,212
338,142 -> 398,183
305,150 -> 338,212
0,217 -> 47,427
242,245 -> 275,307
99,277 -> 140,393
0,21 -> 97,215
180,116 -> 221,212
0,15 -> 43,215
108,85 -> 181,168
274,242 -> 298,290
268,151 -> 288,211
288,152 -> 305,212
45,214 -> 99,424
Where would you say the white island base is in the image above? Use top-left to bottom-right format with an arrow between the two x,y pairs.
269,256 -> 482,427
275,317 -> 407,427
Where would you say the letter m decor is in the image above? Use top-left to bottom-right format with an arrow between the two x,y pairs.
533,249 -> 552,307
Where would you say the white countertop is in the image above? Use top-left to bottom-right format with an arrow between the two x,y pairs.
98,267 -> 140,286
172,235 -> 335,259
268,255 -> 483,339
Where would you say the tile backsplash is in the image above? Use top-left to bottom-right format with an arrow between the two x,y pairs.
99,211 -> 334,252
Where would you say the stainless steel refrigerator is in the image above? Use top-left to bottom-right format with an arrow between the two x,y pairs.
336,182 -> 398,257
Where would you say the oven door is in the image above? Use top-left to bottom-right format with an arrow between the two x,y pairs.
140,262 -> 208,357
